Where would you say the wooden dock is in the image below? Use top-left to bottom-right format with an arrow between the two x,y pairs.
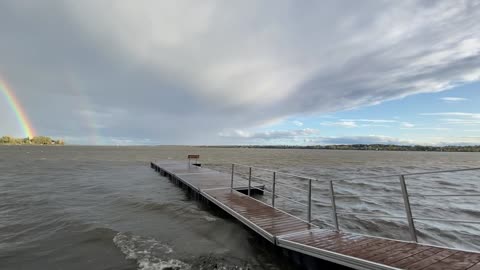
151,160 -> 480,270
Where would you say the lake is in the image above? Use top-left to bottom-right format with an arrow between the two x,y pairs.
1,146 -> 479,269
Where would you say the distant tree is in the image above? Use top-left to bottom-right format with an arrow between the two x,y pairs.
31,136 -> 52,145
1,136 -> 13,144
0,135 -> 65,145
54,139 -> 65,145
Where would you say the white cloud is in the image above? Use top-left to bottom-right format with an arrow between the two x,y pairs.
341,119 -> 396,123
442,119 -> 480,125
307,135 -> 480,146
219,130 -> 414,145
401,122 -> 415,128
321,121 -> 358,128
316,135 -> 414,145
219,127 -> 479,146
292,120 -> 304,127
418,136 -> 480,146
322,119 -> 398,128
336,121 -> 358,128
421,112 -> 480,126
218,128 -> 319,140
400,127 -> 450,131
422,112 -> 480,118
440,97 -> 468,102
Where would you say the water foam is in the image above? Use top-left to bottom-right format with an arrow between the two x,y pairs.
113,232 -> 190,270
203,215 -> 217,222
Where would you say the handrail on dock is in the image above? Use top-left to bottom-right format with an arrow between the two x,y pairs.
233,162 -> 480,182
228,163 -> 480,244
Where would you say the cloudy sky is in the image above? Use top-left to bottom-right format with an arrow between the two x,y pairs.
1,0 -> 479,145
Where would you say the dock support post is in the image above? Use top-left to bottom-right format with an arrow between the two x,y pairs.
329,180 -> 339,231
231,164 -> 234,190
308,179 -> 312,223
248,167 -> 252,196
272,171 -> 276,208
400,175 -> 418,242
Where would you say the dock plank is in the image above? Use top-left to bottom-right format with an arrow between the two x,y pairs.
163,165 -> 264,191
319,235 -> 368,251
404,250 -> 458,269
203,188 -> 313,236
359,242 -> 410,260
468,262 -> 480,270
366,243 -> 418,263
422,252 -> 480,270
303,234 -> 366,252
376,245 -> 432,265
333,238 -> 380,253
390,247 -> 444,268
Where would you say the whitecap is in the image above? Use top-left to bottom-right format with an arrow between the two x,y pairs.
203,215 -> 217,222
113,232 -> 190,270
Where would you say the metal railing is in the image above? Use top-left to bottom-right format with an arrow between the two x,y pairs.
228,163 -> 480,244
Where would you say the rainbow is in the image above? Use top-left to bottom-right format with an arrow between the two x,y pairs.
0,78 -> 36,138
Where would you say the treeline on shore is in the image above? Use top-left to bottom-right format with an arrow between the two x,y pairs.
0,136 -> 64,145
202,144 -> 480,152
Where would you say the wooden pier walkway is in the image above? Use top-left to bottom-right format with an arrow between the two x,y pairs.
151,160 -> 480,270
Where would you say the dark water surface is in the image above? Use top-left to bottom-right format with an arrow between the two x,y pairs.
1,146 -> 479,269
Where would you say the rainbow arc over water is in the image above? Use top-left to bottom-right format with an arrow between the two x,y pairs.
0,78 -> 35,138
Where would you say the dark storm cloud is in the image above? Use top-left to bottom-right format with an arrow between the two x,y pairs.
1,1 -> 479,144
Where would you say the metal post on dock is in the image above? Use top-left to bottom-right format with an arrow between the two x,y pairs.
248,167 -> 252,196
231,164 -> 234,190
308,179 -> 312,223
400,175 -> 418,242
272,171 -> 276,208
329,180 -> 339,231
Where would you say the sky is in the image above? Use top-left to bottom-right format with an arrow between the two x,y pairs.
0,0 -> 479,145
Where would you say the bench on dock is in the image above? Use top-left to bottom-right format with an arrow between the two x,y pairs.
150,160 -> 480,270
187,154 -> 200,166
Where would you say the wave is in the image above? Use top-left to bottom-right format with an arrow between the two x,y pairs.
113,232 -> 190,270
113,232 -> 261,270
202,215 -> 217,222
112,197 -> 177,212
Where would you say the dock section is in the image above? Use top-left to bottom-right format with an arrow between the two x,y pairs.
150,160 -> 480,270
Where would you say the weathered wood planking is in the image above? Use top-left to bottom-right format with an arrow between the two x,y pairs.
153,161 -> 264,191
151,160 -> 480,270
203,188 -> 314,240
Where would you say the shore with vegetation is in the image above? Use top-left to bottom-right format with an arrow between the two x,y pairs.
202,144 -> 480,152
0,136 -> 64,145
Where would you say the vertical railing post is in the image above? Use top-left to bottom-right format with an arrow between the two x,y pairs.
248,167 -> 252,196
400,175 -> 417,242
308,179 -> 312,223
230,164 -> 234,190
329,180 -> 339,231
272,171 -> 276,207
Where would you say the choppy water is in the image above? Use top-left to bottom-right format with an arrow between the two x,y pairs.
1,146 -> 479,269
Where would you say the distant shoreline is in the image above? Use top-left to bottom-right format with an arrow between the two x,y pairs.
1,143 -> 478,152
0,136 -> 64,145
200,144 -> 480,152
